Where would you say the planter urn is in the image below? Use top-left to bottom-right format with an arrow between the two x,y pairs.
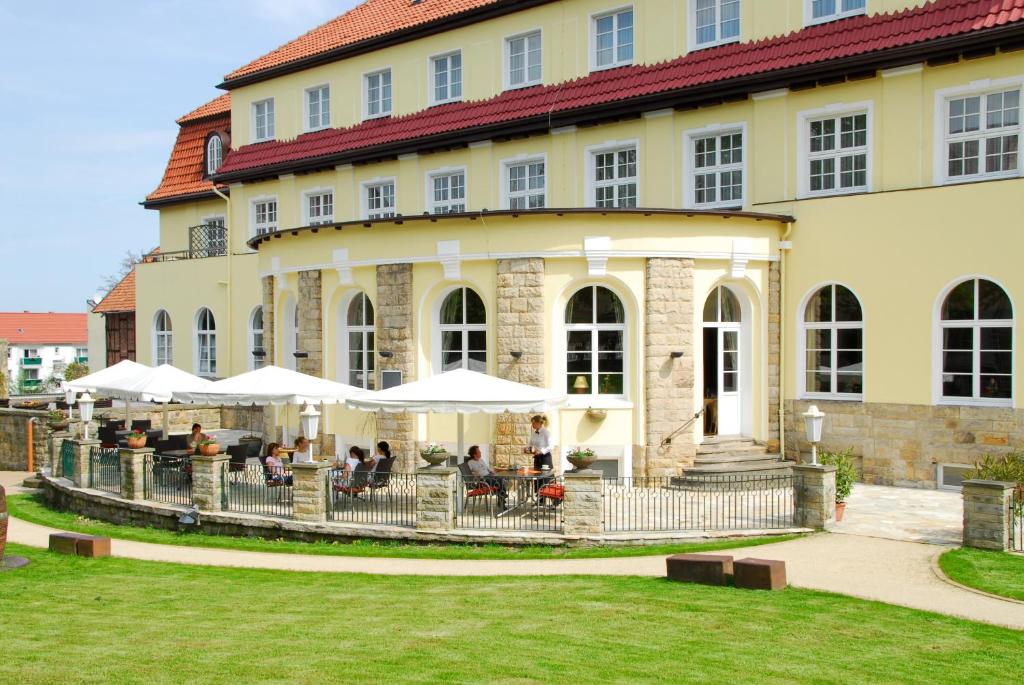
198,443 -> 220,457
126,436 -> 147,449
835,502 -> 847,522
420,452 -> 449,468
567,455 -> 597,472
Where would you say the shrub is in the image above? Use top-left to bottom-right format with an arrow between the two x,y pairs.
966,453 -> 1024,486
64,362 -> 89,382
819,449 -> 857,503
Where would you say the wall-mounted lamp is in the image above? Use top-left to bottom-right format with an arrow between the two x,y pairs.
379,350 -> 394,359
670,351 -> 685,359
510,350 -> 523,360
293,351 -> 309,359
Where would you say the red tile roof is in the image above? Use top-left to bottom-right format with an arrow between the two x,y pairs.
217,0 -> 1024,180
0,313 -> 87,346
224,0 -> 506,83
145,95 -> 231,206
92,250 -> 160,314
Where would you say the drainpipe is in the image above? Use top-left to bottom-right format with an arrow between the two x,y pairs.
778,221 -> 794,459
26,417 -> 36,473
212,185 -> 232,378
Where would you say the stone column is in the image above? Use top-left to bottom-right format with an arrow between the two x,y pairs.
297,269 -> 324,377
70,439 -> 100,488
793,464 -> 836,530
262,276 -> 276,444
562,471 -> 603,536
495,258 -> 546,468
119,447 -> 153,501
962,480 -> 1016,551
377,264 -> 416,470
644,258 -> 695,477
47,430 -> 71,476
766,261 -> 781,452
191,453 -> 229,512
415,467 -> 457,530
291,462 -> 331,523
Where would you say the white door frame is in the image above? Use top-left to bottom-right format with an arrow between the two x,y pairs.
701,284 -> 754,438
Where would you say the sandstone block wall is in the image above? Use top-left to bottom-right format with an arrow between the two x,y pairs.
0,408 -> 48,470
376,264 -> 416,470
767,261 -> 781,450
297,269 -> 324,377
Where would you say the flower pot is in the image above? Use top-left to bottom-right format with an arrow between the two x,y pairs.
125,436 -> 147,449
835,501 -> 847,522
567,455 -> 597,472
420,452 -> 449,467
47,421 -> 69,432
198,443 -> 220,456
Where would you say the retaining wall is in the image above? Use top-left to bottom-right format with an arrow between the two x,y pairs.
0,408 -> 48,470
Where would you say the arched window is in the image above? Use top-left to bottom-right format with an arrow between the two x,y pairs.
249,307 -> 265,370
565,286 -> 625,395
802,284 -> 863,398
206,135 -> 223,176
939,278 -> 1013,403
346,293 -> 375,389
154,310 -> 172,366
196,308 -> 217,377
439,287 -> 486,372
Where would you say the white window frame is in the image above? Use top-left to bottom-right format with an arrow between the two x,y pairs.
249,306 -> 265,370
683,123 -> 747,209
796,101 -> 873,199
937,463 -> 974,491
199,214 -> 227,257
563,284 -> 628,402
250,196 -> 278,239
361,178 -> 397,220
804,0 -> 866,26
251,98 -> 275,143
504,29 -> 543,90
932,275 -> 1015,408
341,291 -> 376,389
688,0 -> 741,50
363,68 -> 393,120
426,167 -> 468,214
501,154 -> 548,210
153,310 -> 173,366
194,307 -> 217,378
434,286 -> 488,374
304,84 -> 331,132
302,187 -> 335,226
429,50 -> 463,106
590,6 -> 635,72
933,76 -> 1024,186
206,135 -> 223,176
797,282 -> 865,401
584,139 -> 640,208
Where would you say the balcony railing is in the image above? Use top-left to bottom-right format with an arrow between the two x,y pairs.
75,356 -> 89,364
20,357 -> 41,366
146,222 -> 228,262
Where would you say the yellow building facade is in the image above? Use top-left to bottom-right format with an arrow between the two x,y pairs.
133,0 -> 1024,486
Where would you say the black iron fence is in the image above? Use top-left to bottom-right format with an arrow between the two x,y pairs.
602,473 -> 795,532
221,463 -> 292,518
454,473 -> 564,532
327,470 -> 416,527
89,447 -> 121,495
143,455 -> 192,506
1012,487 -> 1023,552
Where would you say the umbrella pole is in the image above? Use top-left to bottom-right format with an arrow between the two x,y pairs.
457,413 -> 465,463
162,402 -> 169,440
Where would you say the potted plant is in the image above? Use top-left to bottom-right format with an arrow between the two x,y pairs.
197,436 -> 220,456
567,447 -> 597,472
419,443 -> 449,467
125,430 -> 148,449
820,449 -> 856,521
46,409 -> 69,431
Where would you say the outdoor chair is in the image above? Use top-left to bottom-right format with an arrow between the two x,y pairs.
367,457 -> 397,500
257,456 -> 292,502
531,481 -> 565,518
226,444 -> 248,473
458,462 -> 500,514
334,462 -> 373,507
130,419 -> 152,431
97,425 -> 119,449
104,419 -> 126,432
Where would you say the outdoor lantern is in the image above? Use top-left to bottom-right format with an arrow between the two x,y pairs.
65,387 -> 77,420
802,404 -> 825,465
299,404 -> 321,442
573,375 -> 590,394
78,392 -> 96,440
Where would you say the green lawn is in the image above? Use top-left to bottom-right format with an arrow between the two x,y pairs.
1,544 -> 1021,684
7,493 -> 800,561
939,548 -> 1024,602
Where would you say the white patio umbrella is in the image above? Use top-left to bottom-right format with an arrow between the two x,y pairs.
64,359 -> 151,429
90,364 -> 214,439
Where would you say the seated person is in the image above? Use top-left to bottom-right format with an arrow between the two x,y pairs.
333,446 -> 366,486
466,445 -> 508,510
292,436 -> 313,464
371,441 -> 391,471
264,443 -> 293,486
187,423 -> 204,454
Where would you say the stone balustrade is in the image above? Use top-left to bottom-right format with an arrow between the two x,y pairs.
962,479 -> 1016,551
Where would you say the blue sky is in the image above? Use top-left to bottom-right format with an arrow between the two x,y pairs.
0,0 -> 359,312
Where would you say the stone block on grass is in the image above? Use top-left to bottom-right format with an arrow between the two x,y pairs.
666,554 -> 734,586
48,532 -> 90,555
48,532 -> 111,558
733,558 -> 787,590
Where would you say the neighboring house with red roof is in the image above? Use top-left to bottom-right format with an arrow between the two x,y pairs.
0,312 -> 88,394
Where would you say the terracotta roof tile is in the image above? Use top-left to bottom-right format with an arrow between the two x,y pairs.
217,0 -> 1024,179
0,313 -> 87,346
146,95 -> 231,205
177,93 -> 232,124
92,250 -> 160,315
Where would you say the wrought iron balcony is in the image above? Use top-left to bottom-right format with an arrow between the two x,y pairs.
20,357 -> 41,366
148,222 -> 228,262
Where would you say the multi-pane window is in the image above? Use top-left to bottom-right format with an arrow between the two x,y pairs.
365,69 -> 392,118
346,293 -> 376,389
253,99 -> 275,141
940,278 -> 1013,404
809,0 -> 866,22
691,131 -> 743,207
306,191 -> 334,225
507,31 -> 542,88
254,199 -> 277,236
694,0 -> 740,47
196,308 -> 217,377
250,307 -> 265,370
432,51 -> 462,104
206,135 -> 223,176
366,182 -> 396,219
566,286 -> 625,395
430,172 -> 466,214
439,288 -> 486,373
593,147 -> 638,208
803,284 -> 863,398
194,217 -> 227,257
154,310 -> 172,366
945,88 -> 1021,181
306,85 -> 330,131
506,160 -> 546,209
806,112 -> 868,195
593,8 -> 633,69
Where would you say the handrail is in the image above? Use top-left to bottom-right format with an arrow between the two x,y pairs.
660,408 -> 705,448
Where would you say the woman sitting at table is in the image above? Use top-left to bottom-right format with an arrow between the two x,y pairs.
332,446 -> 366,487
467,445 -> 509,510
371,441 -> 390,471
187,423 -> 204,454
292,436 -> 313,464
264,443 -> 293,486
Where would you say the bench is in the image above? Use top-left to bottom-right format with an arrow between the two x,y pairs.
665,554 -> 734,586
733,558 -> 787,590
49,533 -> 111,558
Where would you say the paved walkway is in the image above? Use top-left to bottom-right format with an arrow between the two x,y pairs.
832,483 -> 963,545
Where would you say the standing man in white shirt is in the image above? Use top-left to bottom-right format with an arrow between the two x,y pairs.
525,414 -> 554,470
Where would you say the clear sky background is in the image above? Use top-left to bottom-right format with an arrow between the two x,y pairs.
0,0 -> 360,313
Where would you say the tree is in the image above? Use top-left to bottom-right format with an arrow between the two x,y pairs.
98,250 -> 145,294
64,362 -> 89,382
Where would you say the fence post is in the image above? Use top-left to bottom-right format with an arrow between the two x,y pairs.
415,467 -> 456,530
962,480 -> 1015,551
70,438 -> 100,488
291,462 -> 331,523
119,447 -> 153,501
563,471 -> 604,536
793,464 -> 836,530
191,454 -> 229,512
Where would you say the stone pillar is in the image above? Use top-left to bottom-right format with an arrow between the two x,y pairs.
191,453 -> 229,512
644,258 -> 695,477
291,462 -> 331,523
376,264 -> 416,470
297,269 -> 324,377
47,430 -> 71,476
793,464 -> 836,530
415,467 -> 457,530
766,261 -> 781,452
562,471 -> 603,536
119,447 -> 153,501
962,480 -> 1015,551
262,276 -> 276,444
70,439 -> 100,488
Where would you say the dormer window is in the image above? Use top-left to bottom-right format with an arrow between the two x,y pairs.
206,135 -> 223,176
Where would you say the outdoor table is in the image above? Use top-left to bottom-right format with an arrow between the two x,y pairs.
492,468 -> 555,518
